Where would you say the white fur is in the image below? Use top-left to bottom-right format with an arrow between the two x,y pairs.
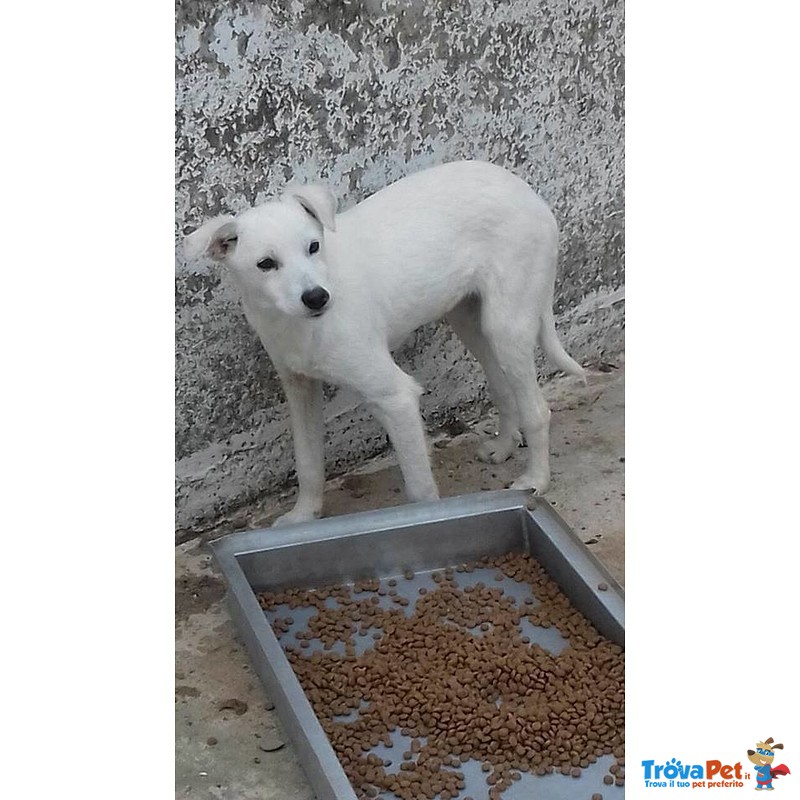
184,161 -> 585,526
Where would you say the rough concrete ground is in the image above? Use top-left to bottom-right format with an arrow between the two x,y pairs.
175,365 -> 624,799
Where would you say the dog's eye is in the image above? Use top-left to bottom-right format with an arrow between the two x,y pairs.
257,257 -> 278,271
308,241 -> 320,255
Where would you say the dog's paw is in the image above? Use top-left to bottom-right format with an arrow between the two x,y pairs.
509,472 -> 551,494
476,435 -> 516,465
271,507 -> 319,528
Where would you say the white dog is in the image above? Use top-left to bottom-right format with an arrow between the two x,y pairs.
185,160 -> 585,526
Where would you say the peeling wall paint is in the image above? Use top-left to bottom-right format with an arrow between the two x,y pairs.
175,0 -> 624,533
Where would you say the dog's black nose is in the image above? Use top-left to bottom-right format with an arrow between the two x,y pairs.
301,287 -> 330,311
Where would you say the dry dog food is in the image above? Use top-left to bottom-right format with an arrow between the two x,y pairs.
258,553 -> 624,799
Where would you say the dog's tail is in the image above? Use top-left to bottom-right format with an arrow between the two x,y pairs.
539,305 -> 587,384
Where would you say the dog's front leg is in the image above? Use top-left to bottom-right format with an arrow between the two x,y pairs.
272,372 -> 325,527
367,369 -> 440,504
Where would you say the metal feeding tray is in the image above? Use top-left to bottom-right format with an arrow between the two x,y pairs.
211,489 -> 624,800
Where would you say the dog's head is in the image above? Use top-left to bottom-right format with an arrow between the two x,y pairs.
747,738 -> 783,766
184,184 -> 337,319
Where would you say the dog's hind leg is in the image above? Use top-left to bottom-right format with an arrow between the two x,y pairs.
446,298 -> 521,464
479,297 -> 553,493
272,372 -> 325,527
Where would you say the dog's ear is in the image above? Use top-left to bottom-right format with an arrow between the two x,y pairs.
285,183 -> 337,232
184,215 -> 239,261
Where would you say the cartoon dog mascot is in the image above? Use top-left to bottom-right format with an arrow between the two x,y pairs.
747,738 -> 790,790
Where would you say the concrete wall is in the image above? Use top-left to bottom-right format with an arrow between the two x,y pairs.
175,0 -> 625,534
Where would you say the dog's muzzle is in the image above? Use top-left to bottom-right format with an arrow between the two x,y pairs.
301,287 -> 330,313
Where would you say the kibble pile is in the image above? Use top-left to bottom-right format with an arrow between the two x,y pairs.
257,553 -> 624,800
